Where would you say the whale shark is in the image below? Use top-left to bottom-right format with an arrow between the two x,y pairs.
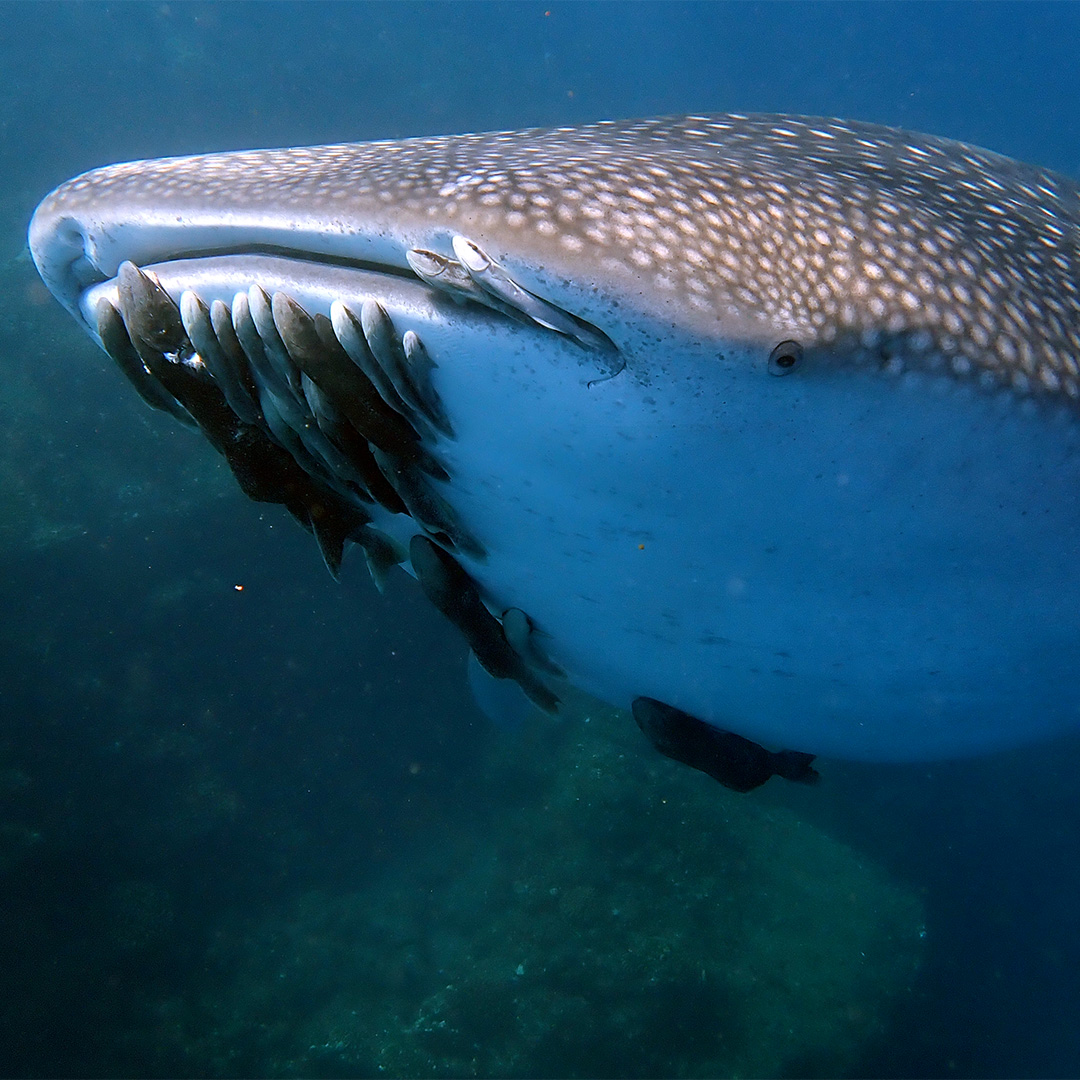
26,113 -> 1080,785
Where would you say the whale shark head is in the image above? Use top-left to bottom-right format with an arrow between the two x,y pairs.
27,113 -> 1080,772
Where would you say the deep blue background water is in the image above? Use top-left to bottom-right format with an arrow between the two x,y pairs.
3,3 -> 1080,1076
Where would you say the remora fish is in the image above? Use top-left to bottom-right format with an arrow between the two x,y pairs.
27,113 -> 1080,782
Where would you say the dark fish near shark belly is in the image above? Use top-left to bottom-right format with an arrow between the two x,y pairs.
25,113 -> 1080,788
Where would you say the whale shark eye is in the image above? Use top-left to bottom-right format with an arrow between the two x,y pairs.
768,340 -> 803,375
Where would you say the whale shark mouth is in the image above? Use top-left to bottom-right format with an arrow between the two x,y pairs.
25,114 -> 1080,774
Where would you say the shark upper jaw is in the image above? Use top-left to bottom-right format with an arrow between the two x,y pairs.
29,183 -> 424,338
28,177 -> 635,384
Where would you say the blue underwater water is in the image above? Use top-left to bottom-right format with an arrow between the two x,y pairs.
3,2 -> 1080,1076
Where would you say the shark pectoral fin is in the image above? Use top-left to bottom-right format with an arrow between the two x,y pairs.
631,697 -> 819,793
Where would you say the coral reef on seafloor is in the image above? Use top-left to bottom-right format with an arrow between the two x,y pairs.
156,699 -> 924,1078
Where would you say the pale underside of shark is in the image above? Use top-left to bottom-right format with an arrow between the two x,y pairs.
27,113 -> 1080,776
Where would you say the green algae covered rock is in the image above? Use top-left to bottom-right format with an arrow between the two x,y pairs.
174,703 -> 924,1078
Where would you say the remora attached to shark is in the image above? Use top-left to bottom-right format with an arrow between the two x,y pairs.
27,113 -> 1080,788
